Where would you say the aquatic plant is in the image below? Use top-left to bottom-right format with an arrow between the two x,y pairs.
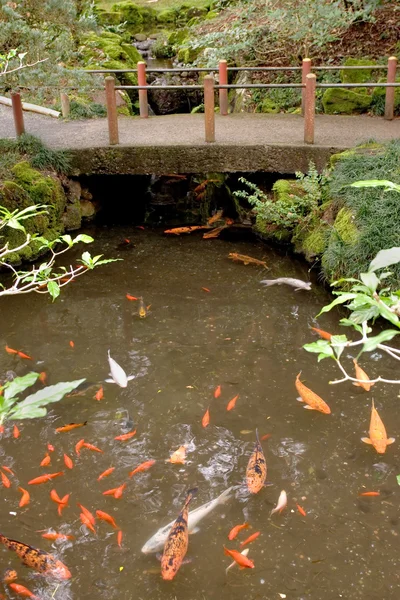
0,373 -> 85,424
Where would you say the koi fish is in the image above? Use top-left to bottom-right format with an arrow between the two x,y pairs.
228,523 -> 249,541
28,472 -> 64,485
129,459 -> 155,477
106,350 -> 135,388
225,548 -> 250,573
201,287 -> 211,292
2,466 -> 14,475
63,454 -> 73,469
261,433 -> 271,441
138,297 -> 149,319
41,532 -> 74,541
246,429 -> 267,494
126,294 -> 138,301
226,394 -> 239,411
38,372 -> 47,384
18,487 -> 30,508
69,341 -> 74,348
270,490 -> 287,516
164,226 -> 208,235
203,226 -> 226,239
97,467 -> 115,481
295,372 -> 331,414
102,483 -> 126,499
161,488 -> 197,581
353,359 -> 373,392
202,407 -> 210,428
56,422 -> 87,433
17,351 -> 32,360
361,400 -> 395,454
168,445 -> 186,464
297,504 -> 306,516
47,444 -> 55,452
260,277 -> 311,291
114,430 -> 136,441
240,531 -> 260,547
77,504 -> 95,525
75,439 -> 85,456
57,495 -> 69,517
207,210 -> 224,225
40,453 -> 51,467
96,510 -> 118,529
311,326 -> 332,340
1,471 -> 11,488
0,532 -> 71,579
13,425 -> 20,439
359,491 -> 380,497
7,583 -> 37,599
229,253 -> 267,268
142,486 -> 234,554
223,547 -> 254,569
3,568 -> 17,583
94,386 -> 104,401
117,530 -> 123,547
80,513 -> 96,534
5,345 -> 18,355
82,443 -> 103,453
214,385 -> 221,398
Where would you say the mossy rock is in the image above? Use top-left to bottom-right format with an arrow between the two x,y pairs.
329,143 -> 385,168
152,34 -> 175,59
272,178 -> 304,201
259,98 -> 280,114
81,32 -> 140,86
340,58 -> 377,84
322,87 -> 372,114
184,6 -> 208,18
139,6 -> 157,24
293,217 -> 330,260
97,10 -> 123,25
111,1 -> 143,25
176,46 -> 201,64
157,8 -> 177,23
332,207 -> 359,245
205,10 -> 218,19
254,216 -> 292,242
168,28 -> 189,46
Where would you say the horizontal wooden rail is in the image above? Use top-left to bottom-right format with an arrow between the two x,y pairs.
85,64 -> 394,74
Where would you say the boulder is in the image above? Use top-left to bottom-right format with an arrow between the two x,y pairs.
134,33 -> 147,42
157,8 -> 177,22
340,58 -> 377,84
148,73 -> 202,114
62,203 -> 82,230
322,87 -> 372,114
80,199 -> 96,219
65,179 -> 81,204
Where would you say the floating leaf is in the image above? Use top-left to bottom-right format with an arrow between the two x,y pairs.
8,378 -> 85,420
3,372 -> 39,403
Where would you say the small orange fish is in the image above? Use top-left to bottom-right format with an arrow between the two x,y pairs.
77,504 -> 95,525
168,445 -> 186,464
295,372 -> 331,414
18,487 -> 30,507
3,568 -> 18,583
17,351 -> 32,360
80,512 -> 96,534
246,429 -> 267,494
38,372 -> 47,384
228,523 -> 249,541
102,483 -> 126,499
82,442 -> 103,453
8,583 -> 37,599
359,491 -> 380,497
223,547 -> 255,569
214,385 -> 221,398
96,510 -> 118,529
203,226 -> 226,239
57,495 -> 70,517
94,386 -> 104,401
261,433 -> 271,441
28,472 -> 64,485
201,287 -> 211,292
69,341 -> 74,348
50,489 -> 63,505
129,459 -> 155,477
311,326 -> 332,340
226,394 -> 239,411
228,253 -> 267,268
97,467 -> 115,481
56,422 -> 87,433
207,210 -> 224,225
13,425 -> 20,439
117,530 -> 123,547
1,471 -> 11,488
41,532 -> 74,541
240,531 -> 260,547
5,345 -> 18,355
63,454 -> 73,469
47,444 -> 55,452
297,504 -> 306,516
126,294 -> 138,301
202,407 -> 210,428
361,400 -> 394,454
353,359 -> 373,392
75,439 -> 85,456
114,430 -> 136,441
40,453 -> 51,467
2,466 -> 14,475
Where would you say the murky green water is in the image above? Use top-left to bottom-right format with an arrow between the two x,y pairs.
1,227 -> 399,600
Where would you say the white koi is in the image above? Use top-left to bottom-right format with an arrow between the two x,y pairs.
270,490 -> 287,516
105,350 -> 135,388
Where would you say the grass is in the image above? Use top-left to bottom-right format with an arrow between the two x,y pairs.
98,0 -> 210,11
0,135 -> 71,178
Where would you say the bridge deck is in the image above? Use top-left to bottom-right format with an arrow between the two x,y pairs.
1,106 -> 399,174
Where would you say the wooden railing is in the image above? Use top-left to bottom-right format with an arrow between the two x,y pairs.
8,56 -> 399,146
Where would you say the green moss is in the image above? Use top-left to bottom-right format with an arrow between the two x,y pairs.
259,98 -> 280,113
332,208 -> 359,245
157,8 -> 177,22
340,58 -> 377,84
176,46 -> 201,63
322,87 -> 372,114
168,28 -> 189,45
272,178 -> 304,201
81,32 -> 140,86
111,1 -> 144,25
205,9 -> 218,18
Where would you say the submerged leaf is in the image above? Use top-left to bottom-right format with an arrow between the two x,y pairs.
3,372 -> 40,402
8,378 -> 85,420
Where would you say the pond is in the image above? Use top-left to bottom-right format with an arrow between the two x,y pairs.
0,226 -> 399,600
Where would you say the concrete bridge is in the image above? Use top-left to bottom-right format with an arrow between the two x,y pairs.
1,104 -> 400,175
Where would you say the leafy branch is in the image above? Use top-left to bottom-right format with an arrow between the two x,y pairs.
0,49 -> 48,77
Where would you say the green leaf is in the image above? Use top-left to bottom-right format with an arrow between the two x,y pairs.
317,293 -> 357,316
8,378 -> 85,420
47,281 -> 60,301
339,318 -> 364,334
360,272 -> 380,293
3,372 -> 40,403
7,218 -> 26,232
350,306 -> 380,324
303,340 -> 334,361
397,474 -> 400,486
361,330 -> 400,353
60,234 -> 73,247
330,334 -> 348,360
350,180 -> 400,193
73,234 -> 93,244
369,248 -> 400,273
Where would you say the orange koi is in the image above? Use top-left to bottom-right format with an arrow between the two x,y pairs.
56,422 -> 87,433
63,454 -> 73,469
69,341 -> 74,348
13,425 -> 20,439
75,439 -> 85,456
226,394 -> 239,411
28,472 -> 64,485
97,467 -> 115,481
201,287 -> 211,292
203,226 -> 226,239
18,487 -> 30,507
3,568 -> 18,583
41,532 -> 74,541
57,495 -> 70,517
223,547 -> 254,569
207,210 -> 224,225
261,433 -> 271,441
240,531 -> 260,547
168,445 -> 186,464
359,491 -> 380,497
353,359 -> 374,392
47,444 -> 55,452
117,530 -> 123,547
228,253 -> 267,268
311,326 -> 332,340
129,459 -> 155,477
5,345 -> 18,355
80,512 -> 96,534
246,429 -> 267,494
77,504 -> 95,526
297,504 -> 306,516
361,400 -> 395,454
161,488 -> 197,580
50,489 -> 63,504
96,510 -> 118,529
1,471 -> 11,488
94,386 -> 104,401
126,294 -> 138,301
214,385 -> 221,399
8,583 -> 37,599
2,466 -> 14,475
228,522 -> 249,541
114,430 -> 136,441
102,483 -> 126,499
0,532 -> 71,578
202,407 -> 210,428
17,351 -> 32,360
164,226 -> 208,235
40,453 -> 51,467
82,442 -> 103,453
295,372 -> 331,414
38,372 -> 47,384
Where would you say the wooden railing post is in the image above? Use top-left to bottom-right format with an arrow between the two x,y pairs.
11,92 -> 25,137
219,60 -> 228,115
60,92 -> 70,118
137,61 -> 148,119
105,76 -> 119,145
204,75 -> 215,143
304,73 -> 316,144
301,58 -> 312,116
385,56 -> 397,121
